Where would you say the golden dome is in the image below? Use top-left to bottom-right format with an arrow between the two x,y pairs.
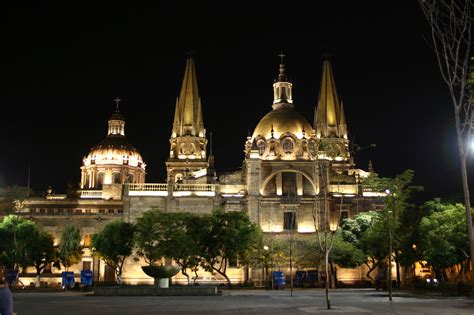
83,136 -> 145,168
252,107 -> 313,140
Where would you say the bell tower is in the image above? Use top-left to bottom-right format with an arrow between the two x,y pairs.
314,57 -> 350,160
166,57 -> 209,183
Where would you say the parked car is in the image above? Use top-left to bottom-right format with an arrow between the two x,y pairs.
293,270 -> 319,288
191,275 -> 227,286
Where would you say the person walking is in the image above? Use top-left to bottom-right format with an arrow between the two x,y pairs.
0,272 -> 14,315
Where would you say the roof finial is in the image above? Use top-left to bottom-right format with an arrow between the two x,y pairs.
277,51 -> 287,82
278,51 -> 285,64
114,97 -> 121,110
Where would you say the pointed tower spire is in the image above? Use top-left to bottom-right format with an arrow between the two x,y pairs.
314,57 -> 342,137
272,51 -> 293,110
339,101 -> 348,139
167,56 -> 208,182
172,57 -> 205,137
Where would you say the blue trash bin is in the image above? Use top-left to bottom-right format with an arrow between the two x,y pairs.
80,269 -> 93,286
273,271 -> 286,290
62,271 -> 75,289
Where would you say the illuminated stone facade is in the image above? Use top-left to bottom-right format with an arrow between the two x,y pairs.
17,57 -> 385,285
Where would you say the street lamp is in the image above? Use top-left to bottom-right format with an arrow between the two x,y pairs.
385,188 -> 394,302
263,245 -> 269,287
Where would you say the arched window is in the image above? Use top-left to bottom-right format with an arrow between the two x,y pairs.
257,140 -> 266,155
282,138 -> 294,153
97,173 -> 105,189
113,172 -> 121,184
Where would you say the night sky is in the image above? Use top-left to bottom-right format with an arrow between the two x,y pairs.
0,2 -> 470,202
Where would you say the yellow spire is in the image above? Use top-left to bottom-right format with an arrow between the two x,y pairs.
339,101 -> 348,138
315,58 -> 341,137
172,57 -> 204,137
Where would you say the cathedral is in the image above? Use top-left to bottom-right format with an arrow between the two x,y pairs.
19,56 -> 384,285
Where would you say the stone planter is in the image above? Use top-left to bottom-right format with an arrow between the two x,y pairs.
141,266 -> 180,288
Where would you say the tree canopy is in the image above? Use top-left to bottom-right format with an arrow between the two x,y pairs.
57,224 -> 83,271
92,220 -> 135,283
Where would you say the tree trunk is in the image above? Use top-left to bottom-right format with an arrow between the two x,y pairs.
181,267 -> 190,285
395,253 -> 400,288
365,260 -> 378,281
213,267 -> 232,289
325,245 -> 331,310
459,153 -> 474,284
290,239 -> 293,297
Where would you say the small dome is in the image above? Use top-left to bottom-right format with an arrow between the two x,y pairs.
252,107 -> 313,140
84,136 -> 144,168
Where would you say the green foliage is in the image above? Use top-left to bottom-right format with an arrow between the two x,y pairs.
27,229 -> 56,275
134,208 -> 167,266
0,215 -> 38,269
0,215 -> 55,277
92,220 -> 135,278
341,211 -> 379,244
419,199 -> 471,273
135,209 -> 203,283
295,233 -> 366,269
200,210 -> 261,287
330,235 -> 367,268
58,225 -> 83,271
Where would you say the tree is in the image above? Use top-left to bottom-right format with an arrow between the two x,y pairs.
364,169 -> 421,296
0,215 -> 38,270
134,208 -> 167,266
419,199 -> 472,282
92,220 -> 135,286
166,213 -> 204,285
200,210 -> 261,288
418,0 -> 474,284
26,229 -> 55,287
137,211 -> 204,285
57,225 -> 83,271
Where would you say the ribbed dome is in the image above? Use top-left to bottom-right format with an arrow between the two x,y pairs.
84,135 -> 144,168
252,107 -> 313,140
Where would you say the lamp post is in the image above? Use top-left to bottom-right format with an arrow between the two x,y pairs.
385,189 -> 393,302
263,245 -> 269,287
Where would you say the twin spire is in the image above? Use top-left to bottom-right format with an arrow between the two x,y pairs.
170,54 -> 347,142
172,57 -> 205,138
314,58 -> 347,139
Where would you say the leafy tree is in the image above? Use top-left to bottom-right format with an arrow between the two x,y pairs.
419,199 -> 471,282
162,213 -> 204,285
200,210 -> 261,288
134,208 -> 167,266
0,215 -> 38,270
92,220 -> 135,285
363,169 -> 422,290
26,229 -> 56,287
341,211 -> 381,280
57,225 -> 83,271
135,210 -> 203,284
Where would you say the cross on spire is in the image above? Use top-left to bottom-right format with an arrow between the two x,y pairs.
278,51 -> 286,64
114,97 -> 121,110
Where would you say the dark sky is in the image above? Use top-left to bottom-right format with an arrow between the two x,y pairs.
0,2 -> 470,202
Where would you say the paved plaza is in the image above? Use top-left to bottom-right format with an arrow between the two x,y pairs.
11,288 -> 474,314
